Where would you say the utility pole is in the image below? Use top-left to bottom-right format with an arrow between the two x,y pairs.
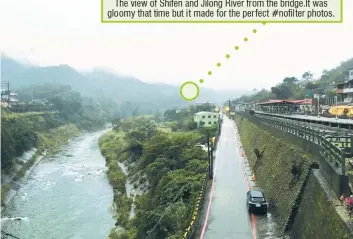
207,131 -> 211,179
317,94 -> 320,117
1,230 -> 21,239
228,98 -> 231,116
1,81 -> 10,107
210,143 -> 214,179
7,81 -> 10,104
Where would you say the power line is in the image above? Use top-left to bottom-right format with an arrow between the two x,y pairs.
145,183 -> 190,239
1,230 -> 20,239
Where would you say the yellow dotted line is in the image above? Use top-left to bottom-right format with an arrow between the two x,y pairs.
199,22 -> 266,84
183,173 -> 207,239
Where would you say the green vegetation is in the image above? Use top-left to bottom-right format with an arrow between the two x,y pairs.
233,58 -> 353,103
0,184 -> 11,206
1,82 -> 116,201
99,104 -> 219,239
13,124 -> 80,181
1,111 -> 60,171
2,55 -> 244,114
15,83 -> 118,129
234,114 -> 314,228
1,123 -> 80,205
1,83 -> 116,171
290,170 -> 352,239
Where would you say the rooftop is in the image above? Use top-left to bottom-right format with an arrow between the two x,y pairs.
195,111 -> 218,114
257,99 -> 312,105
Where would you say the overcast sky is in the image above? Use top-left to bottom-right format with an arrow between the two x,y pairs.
1,0 -> 353,92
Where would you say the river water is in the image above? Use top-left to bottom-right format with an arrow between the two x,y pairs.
1,129 -> 115,239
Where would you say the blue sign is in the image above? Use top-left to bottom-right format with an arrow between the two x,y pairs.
307,91 -> 312,97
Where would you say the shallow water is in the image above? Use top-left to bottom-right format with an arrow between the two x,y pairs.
1,129 -> 115,239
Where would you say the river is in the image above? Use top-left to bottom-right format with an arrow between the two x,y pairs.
1,129 -> 115,239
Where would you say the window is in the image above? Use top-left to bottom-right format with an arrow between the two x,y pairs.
208,121 -> 211,124
214,115 -> 217,118
202,116 -> 205,119
214,122 -> 217,124
208,115 -> 211,118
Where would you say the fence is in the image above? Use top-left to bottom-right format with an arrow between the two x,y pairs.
236,112 -> 351,197
250,114 -> 352,175
7,104 -> 55,113
183,173 -> 208,239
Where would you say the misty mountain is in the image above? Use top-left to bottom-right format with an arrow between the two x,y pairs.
1,55 -> 245,110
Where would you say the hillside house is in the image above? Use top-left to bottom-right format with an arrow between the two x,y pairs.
336,69 -> 353,104
1,90 -> 18,108
194,111 -> 219,128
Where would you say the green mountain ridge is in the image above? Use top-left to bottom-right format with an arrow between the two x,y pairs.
1,54 -> 245,109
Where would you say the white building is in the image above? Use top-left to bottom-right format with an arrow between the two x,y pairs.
1,90 -> 18,107
194,111 -> 220,128
336,68 -> 353,104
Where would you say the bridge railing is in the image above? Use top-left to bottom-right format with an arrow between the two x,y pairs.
252,114 -> 352,175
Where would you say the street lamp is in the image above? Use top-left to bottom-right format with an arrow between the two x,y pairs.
316,94 -> 320,118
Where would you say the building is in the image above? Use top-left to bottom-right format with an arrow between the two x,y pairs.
336,69 -> 353,104
194,111 -> 220,128
1,90 -> 19,107
256,99 -> 313,114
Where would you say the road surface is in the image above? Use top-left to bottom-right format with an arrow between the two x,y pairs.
200,115 -> 282,239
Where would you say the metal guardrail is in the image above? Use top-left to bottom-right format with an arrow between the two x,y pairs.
252,115 -> 352,175
254,111 -> 353,129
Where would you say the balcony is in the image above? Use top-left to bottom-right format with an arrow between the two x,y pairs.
337,88 -> 353,94
343,88 -> 353,93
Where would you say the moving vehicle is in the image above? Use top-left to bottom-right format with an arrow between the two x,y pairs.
246,189 -> 267,214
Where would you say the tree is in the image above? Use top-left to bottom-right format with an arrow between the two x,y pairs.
271,85 -> 292,99
199,121 -> 205,128
302,71 -> 313,82
283,77 -> 298,85
132,107 -> 140,118
112,117 -> 121,130
155,109 -> 163,122
164,109 -> 177,121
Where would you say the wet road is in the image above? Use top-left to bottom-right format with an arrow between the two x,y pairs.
201,115 -> 282,239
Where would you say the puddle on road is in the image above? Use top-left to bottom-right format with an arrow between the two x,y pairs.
255,212 -> 285,239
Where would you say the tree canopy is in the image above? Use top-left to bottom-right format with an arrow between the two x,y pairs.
100,104 -> 219,239
232,58 -> 353,104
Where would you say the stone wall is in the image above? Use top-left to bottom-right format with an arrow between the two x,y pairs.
234,115 -> 314,229
234,114 -> 353,238
240,113 -> 349,198
289,169 -> 353,239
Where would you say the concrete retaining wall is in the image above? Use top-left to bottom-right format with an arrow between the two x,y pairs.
234,115 -> 313,229
289,169 -> 353,239
240,113 -> 349,198
234,114 -> 353,238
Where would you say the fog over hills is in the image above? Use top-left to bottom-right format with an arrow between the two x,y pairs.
1,54 -> 246,110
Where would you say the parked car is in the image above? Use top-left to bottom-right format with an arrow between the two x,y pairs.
246,189 -> 267,214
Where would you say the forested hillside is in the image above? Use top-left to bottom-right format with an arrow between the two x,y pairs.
1,83 -> 117,173
2,55 -> 245,112
99,103 -> 218,238
234,58 -> 353,103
